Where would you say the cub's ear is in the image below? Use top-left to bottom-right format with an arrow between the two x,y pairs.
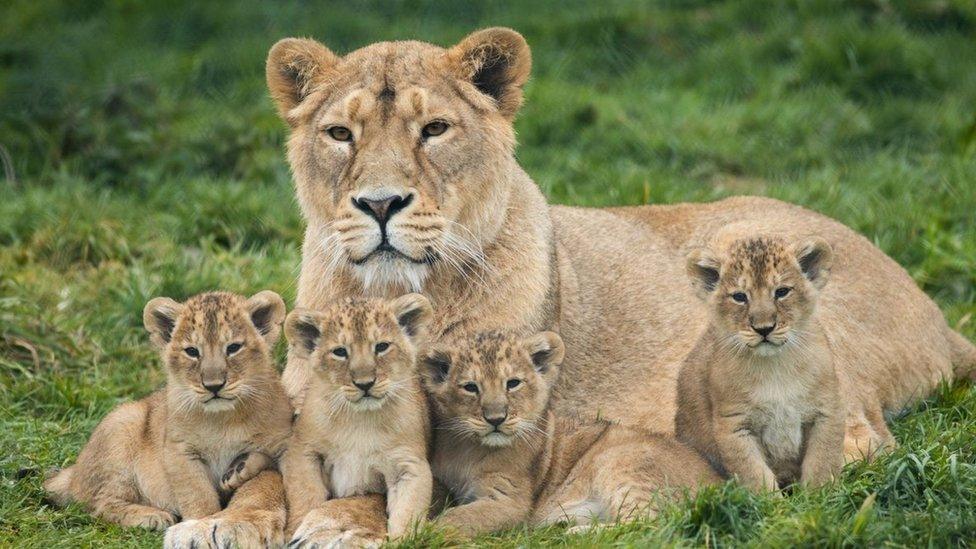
247,291 -> 287,346
686,248 -> 722,299
284,309 -> 325,360
143,297 -> 184,349
794,237 -> 833,290
390,293 -> 433,341
521,331 -> 564,380
266,37 -> 339,123
447,27 -> 531,119
421,350 -> 452,386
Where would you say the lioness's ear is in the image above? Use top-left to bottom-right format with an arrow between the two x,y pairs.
390,293 -> 433,341
247,291 -> 287,346
143,297 -> 183,349
266,37 -> 339,123
522,331 -> 564,379
448,27 -> 531,119
422,350 -> 452,386
686,248 -> 721,299
794,237 -> 833,290
284,309 -> 325,359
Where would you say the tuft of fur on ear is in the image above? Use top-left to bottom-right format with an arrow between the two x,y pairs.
686,248 -> 722,300
247,291 -> 287,346
284,309 -> 325,360
522,331 -> 565,380
390,293 -> 433,341
422,351 -> 452,385
447,27 -> 531,119
143,297 -> 184,349
794,237 -> 833,290
266,37 -> 339,123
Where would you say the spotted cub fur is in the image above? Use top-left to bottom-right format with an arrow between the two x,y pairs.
43,291 -> 293,530
281,294 -> 433,541
676,236 -> 845,492
423,331 -> 719,538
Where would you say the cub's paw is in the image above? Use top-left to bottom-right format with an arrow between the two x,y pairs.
288,511 -> 382,549
126,508 -> 178,531
220,452 -> 271,492
164,517 -> 265,549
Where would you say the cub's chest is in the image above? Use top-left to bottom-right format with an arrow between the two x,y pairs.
320,425 -> 392,498
183,424 -> 259,484
747,374 -> 818,464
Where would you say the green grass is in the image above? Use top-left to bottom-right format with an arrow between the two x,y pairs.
2,0 -> 975,546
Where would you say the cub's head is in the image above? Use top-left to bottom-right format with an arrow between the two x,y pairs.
422,331 -> 564,448
686,236 -> 833,357
266,28 -> 531,292
284,294 -> 432,412
143,291 -> 286,413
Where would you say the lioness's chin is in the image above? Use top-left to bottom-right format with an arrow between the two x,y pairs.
350,257 -> 430,293
481,432 -> 514,447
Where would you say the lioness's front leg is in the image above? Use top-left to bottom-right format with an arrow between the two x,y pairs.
435,472 -> 532,539
162,443 -> 221,519
800,410 -> 845,487
385,455 -> 433,539
281,443 -> 329,535
220,451 -> 272,492
713,412 -> 778,493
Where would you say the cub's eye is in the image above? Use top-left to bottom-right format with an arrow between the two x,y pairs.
374,342 -> 390,354
184,347 -> 200,358
462,382 -> 479,394
506,379 -> 522,390
326,126 -> 353,142
331,347 -> 348,358
226,342 -> 243,355
775,287 -> 792,299
731,292 -> 748,304
421,120 -> 449,138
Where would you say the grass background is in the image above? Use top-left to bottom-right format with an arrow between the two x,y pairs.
2,0 -> 975,546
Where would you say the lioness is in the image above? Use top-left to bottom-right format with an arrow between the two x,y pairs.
424,331 -> 720,538
265,27 -> 976,539
676,236 -> 845,492
281,294 -> 433,542
44,291 -> 293,535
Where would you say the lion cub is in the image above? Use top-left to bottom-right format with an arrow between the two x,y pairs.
281,294 -> 434,540
676,236 -> 845,492
43,291 -> 293,529
423,331 -> 719,538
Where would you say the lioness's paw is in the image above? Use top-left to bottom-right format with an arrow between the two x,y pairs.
220,452 -> 271,492
164,517 -> 266,549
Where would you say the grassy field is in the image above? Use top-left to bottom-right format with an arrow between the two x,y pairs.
2,0 -> 976,546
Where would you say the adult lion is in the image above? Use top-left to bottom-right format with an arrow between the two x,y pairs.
264,28 -> 974,542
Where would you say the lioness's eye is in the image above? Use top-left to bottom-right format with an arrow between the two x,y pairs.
326,126 -> 353,142
375,342 -> 390,354
421,121 -> 449,138
731,292 -> 748,304
462,382 -> 479,394
775,287 -> 792,299
226,342 -> 243,355
184,347 -> 200,358
331,347 -> 348,358
506,379 -> 521,390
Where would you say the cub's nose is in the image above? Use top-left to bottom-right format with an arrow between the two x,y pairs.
354,380 -> 375,394
203,381 -> 225,396
753,324 -> 775,338
353,194 -> 413,224
484,414 -> 506,428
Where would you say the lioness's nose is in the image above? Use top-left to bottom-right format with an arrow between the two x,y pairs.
353,194 -> 412,224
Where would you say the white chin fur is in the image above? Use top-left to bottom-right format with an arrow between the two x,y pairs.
482,432 -> 514,447
752,342 -> 784,357
351,257 -> 428,294
202,398 -> 237,412
349,396 -> 386,412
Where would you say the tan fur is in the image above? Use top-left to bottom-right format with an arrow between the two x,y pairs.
281,295 -> 433,541
676,237 -> 845,491
265,27 -> 976,538
44,291 -> 293,535
423,331 -> 720,538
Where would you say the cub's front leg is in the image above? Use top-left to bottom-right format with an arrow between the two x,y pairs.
384,454 -> 433,539
162,442 -> 221,519
800,406 -> 846,487
281,442 -> 329,535
713,411 -> 779,493
435,471 -> 532,539
220,451 -> 273,492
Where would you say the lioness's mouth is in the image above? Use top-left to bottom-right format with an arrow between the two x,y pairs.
350,244 -> 433,266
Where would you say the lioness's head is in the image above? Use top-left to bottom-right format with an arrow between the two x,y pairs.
266,28 -> 531,292
143,291 -> 286,413
284,294 -> 432,412
422,331 -> 564,448
686,236 -> 833,357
